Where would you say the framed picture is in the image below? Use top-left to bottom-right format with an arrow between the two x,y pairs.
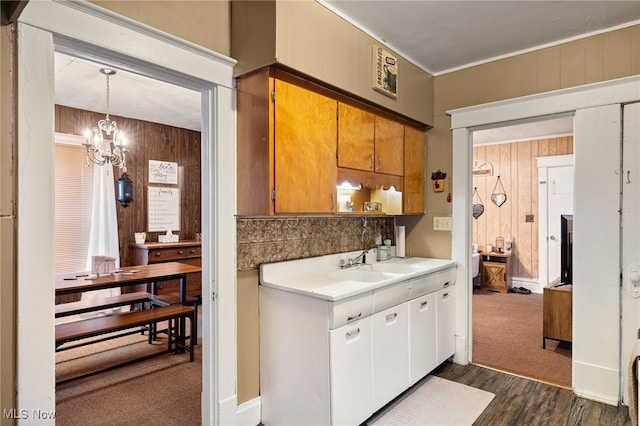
372,44 -> 398,99
149,159 -> 178,184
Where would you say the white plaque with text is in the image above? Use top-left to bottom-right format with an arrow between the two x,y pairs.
148,187 -> 181,232
149,160 -> 178,184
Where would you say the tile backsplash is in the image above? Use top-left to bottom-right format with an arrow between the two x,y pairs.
237,216 -> 396,270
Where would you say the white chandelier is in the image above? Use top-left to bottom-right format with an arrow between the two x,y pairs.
84,68 -> 129,172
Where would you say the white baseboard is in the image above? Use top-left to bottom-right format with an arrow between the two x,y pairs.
237,397 -> 261,426
573,360 -> 620,406
512,277 -> 541,294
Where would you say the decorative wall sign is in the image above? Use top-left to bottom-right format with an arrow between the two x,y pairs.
148,186 -> 181,232
372,44 -> 398,99
472,160 -> 494,176
431,169 -> 447,192
149,160 -> 178,184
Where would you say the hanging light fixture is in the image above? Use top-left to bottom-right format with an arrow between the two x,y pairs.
83,68 -> 129,172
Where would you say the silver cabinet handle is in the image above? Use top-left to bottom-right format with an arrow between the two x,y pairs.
377,155 -> 382,171
370,154 -> 374,170
330,193 -> 335,211
347,312 -> 362,321
386,312 -> 398,321
345,328 -> 360,338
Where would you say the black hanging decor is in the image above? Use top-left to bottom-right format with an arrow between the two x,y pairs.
116,172 -> 133,207
472,187 -> 484,219
491,175 -> 507,207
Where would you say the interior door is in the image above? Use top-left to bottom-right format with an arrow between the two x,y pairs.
547,166 -> 574,283
621,101 -> 640,405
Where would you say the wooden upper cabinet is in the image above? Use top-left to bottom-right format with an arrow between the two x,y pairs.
337,102 -> 375,171
374,115 -> 404,176
403,126 -> 425,214
273,80 -> 338,214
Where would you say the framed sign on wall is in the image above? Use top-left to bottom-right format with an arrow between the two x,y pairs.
372,44 -> 398,99
149,160 -> 178,184
148,186 -> 181,232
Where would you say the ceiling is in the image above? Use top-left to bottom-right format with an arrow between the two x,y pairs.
54,1 -> 640,143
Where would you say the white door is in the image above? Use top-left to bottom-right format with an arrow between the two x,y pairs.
436,285 -> 456,364
371,303 -> 410,410
621,101 -> 640,406
547,166 -> 574,283
408,292 -> 437,384
329,318 -> 373,426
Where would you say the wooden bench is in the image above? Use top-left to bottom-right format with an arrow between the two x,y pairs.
55,291 -> 153,318
55,304 -> 196,384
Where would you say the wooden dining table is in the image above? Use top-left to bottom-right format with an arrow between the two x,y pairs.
55,261 -> 202,305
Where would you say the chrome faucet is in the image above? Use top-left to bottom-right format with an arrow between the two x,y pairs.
339,249 -> 369,269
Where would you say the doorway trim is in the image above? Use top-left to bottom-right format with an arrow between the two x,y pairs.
16,1 -> 237,423
449,75 -> 640,403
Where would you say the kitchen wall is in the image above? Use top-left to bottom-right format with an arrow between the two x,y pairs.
90,0 -> 231,57
472,136 -> 574,280
54,105 -> 202,266
405,23 -> 640,263
231,0 -> 434,126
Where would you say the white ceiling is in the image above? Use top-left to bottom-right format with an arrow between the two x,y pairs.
54,1 -> 640,143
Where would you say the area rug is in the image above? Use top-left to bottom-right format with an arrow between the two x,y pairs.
368,376 -> 495,426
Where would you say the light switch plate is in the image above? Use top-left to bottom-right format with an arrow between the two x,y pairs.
434,216 -> 452,231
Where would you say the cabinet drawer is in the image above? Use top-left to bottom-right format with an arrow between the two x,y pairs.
438,267 -> 457,288
148,247 -> 198,262
373,280 -> 411,314
329,293 -> 373,330
409,273 -> 439,299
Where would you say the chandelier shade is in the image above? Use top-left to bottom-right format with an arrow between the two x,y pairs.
83,68 -> 130,172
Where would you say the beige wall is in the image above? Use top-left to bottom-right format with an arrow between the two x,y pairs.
401,24 -> 640,262
90,1 -> 231,56
232,0 -> 434,127
0,22 -> 16,425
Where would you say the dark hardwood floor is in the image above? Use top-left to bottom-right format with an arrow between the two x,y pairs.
433,362 -> 632,425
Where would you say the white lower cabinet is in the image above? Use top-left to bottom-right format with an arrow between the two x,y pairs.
259,265 -> 457,426
329,318 -> 373,425
436,284 -> 456,364
408,292 -> 437,384
371,303 -> 410,409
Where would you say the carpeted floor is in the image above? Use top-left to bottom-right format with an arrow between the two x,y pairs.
472,288 -> 572,387
56,321 -> 202,425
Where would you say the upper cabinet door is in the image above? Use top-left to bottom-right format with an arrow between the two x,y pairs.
375,116 -> 404,176
274,80 -> 338,213
337,102 -> 375,171
404,126 -> 425,214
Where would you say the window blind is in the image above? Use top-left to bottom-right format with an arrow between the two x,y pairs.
54,144 -> 94,274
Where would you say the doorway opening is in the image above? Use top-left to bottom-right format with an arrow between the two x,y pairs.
53,51 -> 205,421
470,115 -> 574,388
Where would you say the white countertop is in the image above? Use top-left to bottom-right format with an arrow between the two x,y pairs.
260,251 -> 457,301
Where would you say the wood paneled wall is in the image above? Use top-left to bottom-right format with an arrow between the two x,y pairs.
472,136 -> 573,279
55,105 -> 201,266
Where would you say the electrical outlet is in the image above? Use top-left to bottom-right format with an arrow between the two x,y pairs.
434,216 -> 452,231
525,214 -> 535,223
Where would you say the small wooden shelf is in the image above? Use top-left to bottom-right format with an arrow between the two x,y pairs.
480,252 -> 511,293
